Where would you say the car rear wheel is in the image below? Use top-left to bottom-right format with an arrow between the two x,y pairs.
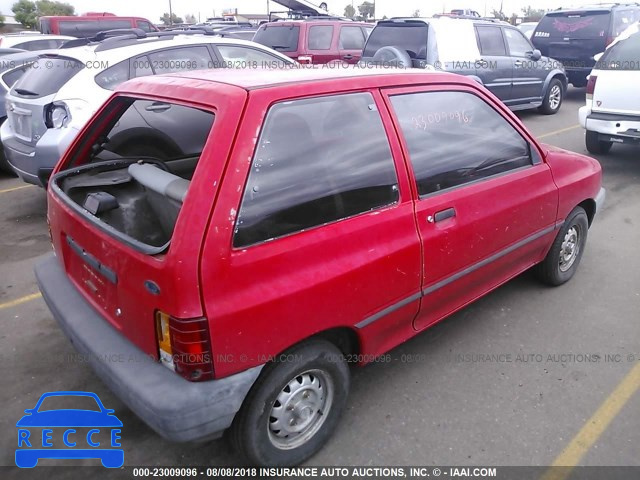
585,130 -> 613,154
229,340 -> 349,466
539,79 -> 563,115
534,206 -> 589,286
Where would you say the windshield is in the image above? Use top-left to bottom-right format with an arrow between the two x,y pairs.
253,25 -> 300,52
363,23 -> 428,59
536,11 -> 610,39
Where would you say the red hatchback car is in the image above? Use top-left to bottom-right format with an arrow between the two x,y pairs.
253,19 -> 373,64
36,68 -> 604,466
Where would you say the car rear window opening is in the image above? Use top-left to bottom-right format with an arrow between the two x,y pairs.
52,98 -> 215,253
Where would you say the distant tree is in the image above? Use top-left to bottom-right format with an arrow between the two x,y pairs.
12,0 -> 74,28
12,0 -> 38,28
36,0 -> 74,16
381,15 -> 388,20
344,4 -> 356,19
521,6 -> 547,21
0,12 -> 5,27
160,12 -> 183,25
184,13 -> 196,24
358,1 -> 374,21
491,8 -> 507,21
412,9 -> 421,17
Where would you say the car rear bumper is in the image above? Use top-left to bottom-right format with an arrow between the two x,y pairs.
0,121 -> 78,186
35,254 -> 263,442
580,107 -> 640,145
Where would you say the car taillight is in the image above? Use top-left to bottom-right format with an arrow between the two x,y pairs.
298,55 -> 313,64
586,75 -> 597,100
155,311 -> 214,381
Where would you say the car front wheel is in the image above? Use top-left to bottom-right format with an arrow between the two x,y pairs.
539,79 -> 563,115
229,340 -> 350,466
585,130 -> 613,154
535,207 -> 589,286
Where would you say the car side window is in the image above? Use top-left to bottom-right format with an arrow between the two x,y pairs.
390,91 -> 532,196
13,39 -> 64,50
308,25 -> 334,50
137,21 -> 154,32
147,46 -> 212,74
339,26 -> 365,49
216,45 -> 286,65
504,28 -> 533,57
476,26 -> 507,56
234,92 -> 399,247
94,60 -> 130,90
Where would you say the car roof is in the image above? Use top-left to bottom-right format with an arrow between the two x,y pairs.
549,3 -> 640,13
119,66 -> 471,94
382,17 -> 505,26
44,35 -> 291,63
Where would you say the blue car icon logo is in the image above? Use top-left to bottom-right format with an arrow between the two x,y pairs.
16,391 -> 123,468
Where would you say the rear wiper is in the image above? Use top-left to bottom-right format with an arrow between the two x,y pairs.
14,88 -> 38,96
271,45 -> 290,50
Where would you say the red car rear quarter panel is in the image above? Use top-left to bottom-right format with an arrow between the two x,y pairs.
47,79 -> 248,356
542,144 -> 602,221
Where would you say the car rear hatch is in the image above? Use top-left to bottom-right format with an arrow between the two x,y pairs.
592,31 -> 640,116
5,54 -> 84,151
533,10 -> 611,69
361,19 -> 430,67
46,94 -> 221,360
253,23 -> 301,57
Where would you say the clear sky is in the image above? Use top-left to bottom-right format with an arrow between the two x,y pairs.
0,0 -> 578,23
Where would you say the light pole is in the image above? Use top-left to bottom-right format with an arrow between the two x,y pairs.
169,0 -> 173,26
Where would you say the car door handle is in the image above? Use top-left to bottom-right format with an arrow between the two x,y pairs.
514,60 -> 523,67
145,102 -> 171,113
428,208 -> 456,223
342,54 -> 354,60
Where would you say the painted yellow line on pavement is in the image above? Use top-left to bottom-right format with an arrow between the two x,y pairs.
0,292 -> 42,310
538,124 -> 581,139
0,184 -> 35,195
541,361 -> 640,480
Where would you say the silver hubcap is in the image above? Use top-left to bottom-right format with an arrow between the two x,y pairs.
268,369 -> 333,450
549,85 -> 561,109
559,225 -> 581,272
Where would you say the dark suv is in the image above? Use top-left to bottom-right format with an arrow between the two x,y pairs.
253,18 -> 373,64
360,17 -> 568,114
532,3 -> 640,87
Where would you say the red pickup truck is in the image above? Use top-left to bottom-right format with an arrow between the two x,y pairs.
36,67 -> 604,466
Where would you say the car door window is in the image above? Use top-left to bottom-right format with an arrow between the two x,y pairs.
147,46 -> 212,74
13,39 -> 64,50
94,60 -> 130,90
339,26 -> 365,49
216,45 -> 286,65
132,55 -> 153,78
504,28 -> 533,57
234,92 -> 399,247
476,26 -> 507,56
390,91 -> 532,196
308,25 -> 334,50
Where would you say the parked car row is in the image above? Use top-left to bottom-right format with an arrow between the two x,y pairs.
0,30 -> 294,185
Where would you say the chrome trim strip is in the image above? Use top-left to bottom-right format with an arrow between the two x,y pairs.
356,224 -> 560,329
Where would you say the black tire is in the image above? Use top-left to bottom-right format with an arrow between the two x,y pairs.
229,340 -> 350,466
534,207 -> 589,286
585,130 -> 613,154
539,78 -> 564,115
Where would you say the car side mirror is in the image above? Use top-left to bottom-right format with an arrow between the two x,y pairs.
529,49 -> 542,61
